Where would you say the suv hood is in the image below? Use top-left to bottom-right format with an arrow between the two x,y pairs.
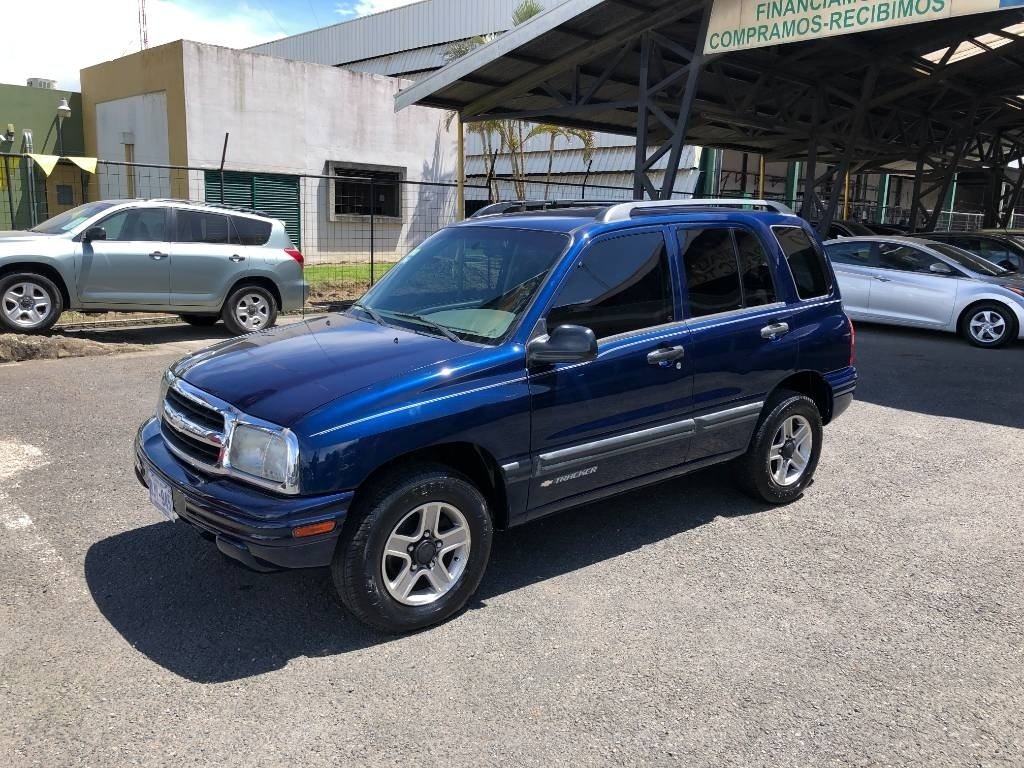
172,315 -> 478,426
0,230 -> 55,244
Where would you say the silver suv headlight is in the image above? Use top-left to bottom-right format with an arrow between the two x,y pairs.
226,421 -> 300,491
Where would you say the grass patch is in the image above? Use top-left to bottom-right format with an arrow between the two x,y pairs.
304,263 -> 395,286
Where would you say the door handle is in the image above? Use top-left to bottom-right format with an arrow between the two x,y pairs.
760,322 -> 790,340
149,251 -> 167,260
229,254 -> 246,262
646,345 -> 686,365
873,276 -> 891,282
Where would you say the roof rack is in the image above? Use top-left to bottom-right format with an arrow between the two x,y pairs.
147,198 -> 270,218
469,199 -> 623,218
601,198 -> 795,222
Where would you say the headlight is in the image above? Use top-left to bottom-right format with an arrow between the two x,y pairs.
227,422 -> 299,491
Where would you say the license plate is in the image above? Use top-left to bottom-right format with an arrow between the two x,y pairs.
147,471 -> 178,522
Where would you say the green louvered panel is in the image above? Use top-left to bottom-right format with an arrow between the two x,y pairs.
204,170 -> 301,246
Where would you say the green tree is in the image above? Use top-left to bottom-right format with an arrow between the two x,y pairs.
443,0 -> 595,201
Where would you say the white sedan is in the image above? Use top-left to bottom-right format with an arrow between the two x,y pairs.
823,236 -> 1024,348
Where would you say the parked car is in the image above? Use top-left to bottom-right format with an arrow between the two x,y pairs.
863,222 -> 910,236
0,199 -> 306,335
135,199 -> 857,633
818,220 -> 876,239
824,235 -> 1024,347
918,230 -> 1024,272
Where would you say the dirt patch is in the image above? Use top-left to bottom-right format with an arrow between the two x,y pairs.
307,280 -> 368,304
0,334 -> 146,364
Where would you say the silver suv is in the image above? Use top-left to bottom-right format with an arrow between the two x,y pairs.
0,199 -> 306,335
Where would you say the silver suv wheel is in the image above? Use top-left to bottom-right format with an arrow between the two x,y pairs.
2,279 -> 57,330
381,502 -> 471,606
768,414 -> 813,487
233,292 -> 271,331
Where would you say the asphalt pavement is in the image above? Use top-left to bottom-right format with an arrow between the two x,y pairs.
0,322 -> 1022,767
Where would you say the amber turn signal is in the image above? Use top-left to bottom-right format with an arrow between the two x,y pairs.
292,520 -> 336,538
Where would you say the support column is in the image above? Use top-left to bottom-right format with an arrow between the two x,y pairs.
456,115 -> 465,219
876,173 -> 890,224
785,161 -> 800,209
633,32 -> 652,200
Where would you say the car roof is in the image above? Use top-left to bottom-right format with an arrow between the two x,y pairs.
456,206 -> 806,236
103,198 -> 273,222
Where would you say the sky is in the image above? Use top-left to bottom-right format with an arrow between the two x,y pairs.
7,0 -> 423,92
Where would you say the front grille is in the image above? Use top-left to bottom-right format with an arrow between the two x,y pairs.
160,380 -> 227,471
166,387 -> 224,432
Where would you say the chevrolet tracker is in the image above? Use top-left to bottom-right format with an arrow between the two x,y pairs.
135,199 -> 857,633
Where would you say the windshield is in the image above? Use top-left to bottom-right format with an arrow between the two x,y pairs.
844,221 -> 875,236
30,201 -> 120,234
927,242 -> 1011,276
355,226 -> 570,344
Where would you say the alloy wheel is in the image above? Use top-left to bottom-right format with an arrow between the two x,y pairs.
768,415 -> 813,487
381,502 -> 471,606
233,293 -> 270,331
969,310 -> 1006,344
2,281 -> 53,329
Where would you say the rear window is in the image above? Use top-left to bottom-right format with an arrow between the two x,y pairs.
176,210 -> 230,244
230,216 -> 272,246
773,226 -> 832,299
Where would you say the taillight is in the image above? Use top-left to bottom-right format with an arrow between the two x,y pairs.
285,247 -> 304,267
848,315 -> 855,366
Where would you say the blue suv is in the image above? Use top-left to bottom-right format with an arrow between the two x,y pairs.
135,199 -> 856,632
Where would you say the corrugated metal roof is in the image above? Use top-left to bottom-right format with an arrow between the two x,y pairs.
343,44 -> 452,77
248,0 -> 539,66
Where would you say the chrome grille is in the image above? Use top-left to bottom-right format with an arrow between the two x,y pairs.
160,378 -> 227,472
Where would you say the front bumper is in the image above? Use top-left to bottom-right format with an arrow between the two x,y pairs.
135,417 -> 352,570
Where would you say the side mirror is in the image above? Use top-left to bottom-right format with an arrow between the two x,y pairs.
527,324 -> 597,365
83,226 -> 106,242
929,261 -> 953,275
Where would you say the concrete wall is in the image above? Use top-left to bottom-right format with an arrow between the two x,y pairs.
95,93 -> 171,198
180,41 -> 459,263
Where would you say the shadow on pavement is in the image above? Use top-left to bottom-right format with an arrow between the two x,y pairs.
851,323 -> 1024,429
85,467 -> 763,683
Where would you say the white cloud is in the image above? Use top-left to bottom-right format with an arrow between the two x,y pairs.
334,0 -> 421,20
4,0 -> 288,92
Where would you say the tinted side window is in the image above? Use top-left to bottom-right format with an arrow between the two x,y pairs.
773,226 -> 831,299
230,216 -> 272,246
682,228 -> 742,317
176,210 -> 230,244
877,244 -> 942,273
98,208 -> 168,242
977,238 -> 1021,271
826,241 -> 874,266
547,231 -> 673,339
734,229 -> 777,307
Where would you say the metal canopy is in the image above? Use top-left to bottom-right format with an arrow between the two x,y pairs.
396,0 -> 1024,226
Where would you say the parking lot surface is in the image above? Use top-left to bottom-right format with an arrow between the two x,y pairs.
1,323 -> 1022,767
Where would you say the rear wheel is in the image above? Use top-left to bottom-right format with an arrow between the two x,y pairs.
960,302 -> 1016,348
179,314 -> 219,327
735,392 -> 823,504
332,464 -> 493,633
221,285 -> 277,336
0,273 -> 63,334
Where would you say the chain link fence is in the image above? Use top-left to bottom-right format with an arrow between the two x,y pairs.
4,153 -> 1022,316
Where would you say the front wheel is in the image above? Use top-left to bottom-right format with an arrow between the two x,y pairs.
960,303 -> 1017,348
332,465 -> 493,633
0,273 -> 63,334
735,392 -> 823,504
221,285 -> 277,336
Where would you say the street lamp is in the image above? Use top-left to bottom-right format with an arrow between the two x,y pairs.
56,98 -> 71,156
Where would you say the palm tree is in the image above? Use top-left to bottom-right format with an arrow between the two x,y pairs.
443,0 -> 595,201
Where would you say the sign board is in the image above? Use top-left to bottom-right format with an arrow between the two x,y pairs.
705,0 -> 1024,53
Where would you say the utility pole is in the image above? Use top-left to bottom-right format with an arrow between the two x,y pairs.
138,0 -> 149,50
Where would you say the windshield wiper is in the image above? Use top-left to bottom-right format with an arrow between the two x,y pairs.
351,303 -> 386,326
386,312 -> 461,343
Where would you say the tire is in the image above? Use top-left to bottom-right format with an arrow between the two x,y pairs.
735,391 -> 823,504
179,314 -> 219,327
221,285 -> 277,336
959,302 -> 1017,348
332,463 -> 493,633
0,272 -> 63,334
